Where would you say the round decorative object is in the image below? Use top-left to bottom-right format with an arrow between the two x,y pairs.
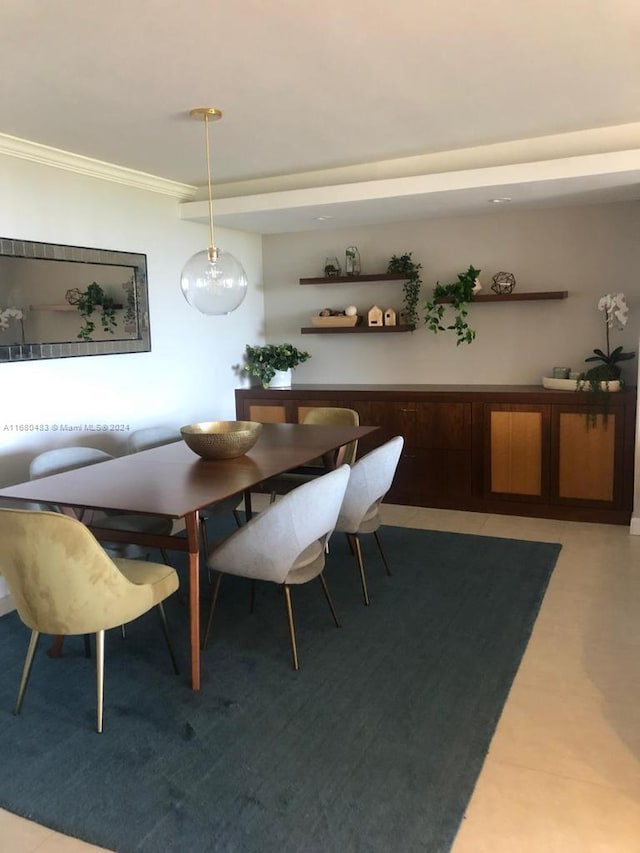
180,249 -> 248,315
491,271 -> 516,295
345,305 -> 358,316
319,308 -> 332,316
180,421 -> 262,460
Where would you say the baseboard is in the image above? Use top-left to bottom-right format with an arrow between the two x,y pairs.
0,593 -> 16,617
630,516 -> 640,536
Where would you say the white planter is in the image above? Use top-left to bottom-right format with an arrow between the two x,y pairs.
269,368 -> 292,388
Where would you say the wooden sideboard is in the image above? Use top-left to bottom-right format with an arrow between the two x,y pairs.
235,384 -> 637,524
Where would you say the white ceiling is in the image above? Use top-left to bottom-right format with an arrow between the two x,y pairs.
2,0 -> 640,233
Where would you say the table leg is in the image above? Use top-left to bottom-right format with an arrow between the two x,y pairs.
185,511 -> 201,690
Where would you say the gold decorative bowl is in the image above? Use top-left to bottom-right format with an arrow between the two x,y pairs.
180,421 -> 262,460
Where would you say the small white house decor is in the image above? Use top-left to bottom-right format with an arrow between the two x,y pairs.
384,308 -> 397,326
368,305 -> 383,327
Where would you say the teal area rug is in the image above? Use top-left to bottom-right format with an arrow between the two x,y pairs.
0,521 -> 560,853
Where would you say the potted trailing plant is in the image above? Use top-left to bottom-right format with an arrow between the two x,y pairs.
244,343 -> 311,389
423,265 -> 480,345
65,282 -> 118,341
386,252 -> 422,329
581,292 -> 635,424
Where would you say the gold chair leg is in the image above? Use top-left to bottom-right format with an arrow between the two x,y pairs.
202,571 -> 223,650
283,585 -> 299,671
374,530 -> 392,576
318,573 -> 341,628
15,630 -> 40,715
95,629 -> 105,734
348,533 -> 369,606
157,603 -> 180,675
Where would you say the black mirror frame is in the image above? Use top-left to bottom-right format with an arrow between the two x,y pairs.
0,237 -> 151,363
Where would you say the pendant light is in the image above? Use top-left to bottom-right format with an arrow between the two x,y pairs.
180,108 -> 248,315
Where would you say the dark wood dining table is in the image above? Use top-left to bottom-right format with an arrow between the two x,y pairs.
0,422 -> 376,689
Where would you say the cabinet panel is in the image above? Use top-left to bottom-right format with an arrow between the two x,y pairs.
247,403 -> 287,423
557,413 -> 615,501
485,404 -> 549,502
491,411 -> 542,495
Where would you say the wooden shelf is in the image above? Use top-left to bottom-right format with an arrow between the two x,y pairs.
299,273 -> 406,285
30,303 -> 124,311
434,290 -> 568,304
301,324 -> 415,335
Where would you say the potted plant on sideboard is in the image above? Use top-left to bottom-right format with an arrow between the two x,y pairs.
244,343 -> 311,389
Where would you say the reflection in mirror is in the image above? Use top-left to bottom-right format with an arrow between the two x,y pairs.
0,238 -> 151,362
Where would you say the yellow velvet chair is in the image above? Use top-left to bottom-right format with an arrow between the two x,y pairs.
263,407 -> 360,501
0,508 -> 180,733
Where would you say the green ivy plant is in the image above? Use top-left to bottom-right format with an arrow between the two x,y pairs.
65,282 -> 118,341
424,265 -> 480,345
244,343 -> 311,388
387,252 -> 422,329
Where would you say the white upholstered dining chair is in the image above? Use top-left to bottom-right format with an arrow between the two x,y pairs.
29,446 -> 174,560
333,435 -> 404,606
0,507 -> 180,733
203,464 -> 351,670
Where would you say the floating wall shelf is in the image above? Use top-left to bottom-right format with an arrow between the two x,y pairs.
30,303 -> 124,311
299,273 -> 406,285
434,290 -> 568,304
301,324 -> 414,335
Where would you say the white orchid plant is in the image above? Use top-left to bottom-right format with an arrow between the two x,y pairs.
0,307 -> 23,330
584,292 -> 635,382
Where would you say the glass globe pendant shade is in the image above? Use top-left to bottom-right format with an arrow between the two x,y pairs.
180,248 -> 248,315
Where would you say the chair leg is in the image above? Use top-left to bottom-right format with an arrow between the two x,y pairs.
202,571 -> 223,650
318,574 -> 341,628
232,509 -> 242,527
347,533 -> 370,606
157,603 -> 180,675
283,585 -> 299,671
160,549 -> 171,566
15,630 -> 40,715
95,629 -> 105,734
374,530 -> 392,576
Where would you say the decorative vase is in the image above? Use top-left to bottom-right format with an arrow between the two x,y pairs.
269,368 -> 292,388
345,246 -> 361,275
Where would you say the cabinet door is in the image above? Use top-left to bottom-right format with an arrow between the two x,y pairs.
551,406 -> 624,507
238,396 -> 295,423
347,401 -> 472,504
485,404 -> 550,502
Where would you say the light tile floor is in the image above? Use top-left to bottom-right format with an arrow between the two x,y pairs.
1,506 -> 639,852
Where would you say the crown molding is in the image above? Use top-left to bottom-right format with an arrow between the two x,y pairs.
0,133 -> 197,200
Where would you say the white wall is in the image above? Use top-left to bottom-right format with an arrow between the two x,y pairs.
0,154 -> 265,601
262,203 -> 639,386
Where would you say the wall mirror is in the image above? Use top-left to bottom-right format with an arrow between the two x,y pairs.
0,237 -> 151,363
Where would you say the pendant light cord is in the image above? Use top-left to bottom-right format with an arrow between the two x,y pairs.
204,115 -> 216,258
